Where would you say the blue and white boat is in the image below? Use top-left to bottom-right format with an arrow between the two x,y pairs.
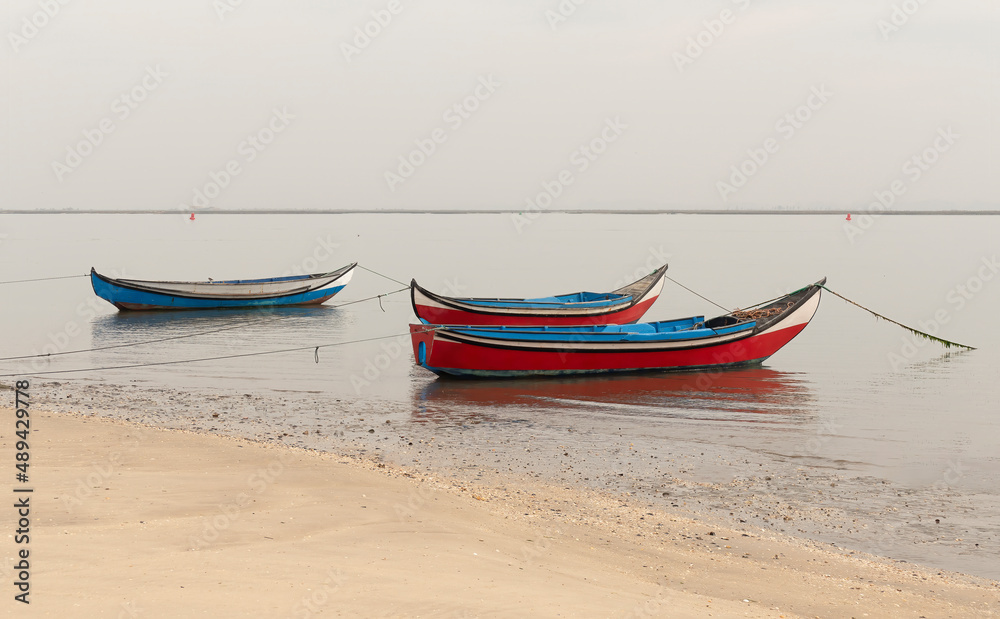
90,263 -> 356,311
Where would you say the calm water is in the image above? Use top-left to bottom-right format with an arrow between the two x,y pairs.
2,213 -> 998,578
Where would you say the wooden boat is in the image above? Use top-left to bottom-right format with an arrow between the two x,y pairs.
90,263 -> 356,311
411,265 -> 668,326
409,278 -> 824,378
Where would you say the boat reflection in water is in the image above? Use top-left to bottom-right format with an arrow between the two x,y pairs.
411,368 -> 813,426
88,305 -> 350,371
91,304 -> 344,339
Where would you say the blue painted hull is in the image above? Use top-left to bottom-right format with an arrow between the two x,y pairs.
91,264 -> 355,311
417,357 -> 769,378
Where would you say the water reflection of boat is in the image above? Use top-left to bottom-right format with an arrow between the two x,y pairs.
92,304 -> 342,333
88,305 -> 350,361
411,368 -> 812,424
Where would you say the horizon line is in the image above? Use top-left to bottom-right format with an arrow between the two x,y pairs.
1,209 -> 999,216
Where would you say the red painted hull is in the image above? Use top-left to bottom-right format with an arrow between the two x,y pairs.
410,280 -> 823,377
410,265 -> 667,326
411,322 -> 807,376
412,295 -> 658,326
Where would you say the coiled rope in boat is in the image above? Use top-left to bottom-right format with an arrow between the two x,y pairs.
731,302 -> 794,321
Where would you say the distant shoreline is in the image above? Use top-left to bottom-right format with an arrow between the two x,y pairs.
2,209 -> 998,215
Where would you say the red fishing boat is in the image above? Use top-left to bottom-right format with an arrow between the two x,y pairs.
409,278 -> 824,378
410,265 -> 667,326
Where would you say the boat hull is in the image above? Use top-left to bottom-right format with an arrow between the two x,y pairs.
412,294 -> 659,327
91,264 -> 355,311
410,281 -> 822,378
411,265 -> 667,326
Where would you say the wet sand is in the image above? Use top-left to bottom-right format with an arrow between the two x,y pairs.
39,380 -> 1000,582
6,409 -> 997,618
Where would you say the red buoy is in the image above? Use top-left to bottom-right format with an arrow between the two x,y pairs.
846,213 -> 852,221
190,213 -> 196,221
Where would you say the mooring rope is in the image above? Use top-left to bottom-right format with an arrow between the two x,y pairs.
0,330 -> 423,378
358,265 -> 409,287
0,273 -> 89,285
330,287 -> 407,309
663,275 -> 731,313
0,286 -> 409,363
0,319 -> 270,362
0,265 -> 412,288
820,285 -> 975,350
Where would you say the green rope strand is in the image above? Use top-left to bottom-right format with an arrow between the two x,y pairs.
820,285 -> 975,350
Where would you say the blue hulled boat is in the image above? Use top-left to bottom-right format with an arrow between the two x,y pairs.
90,263 -> 356,311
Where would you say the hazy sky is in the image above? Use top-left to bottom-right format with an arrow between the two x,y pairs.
2,0 -> 996,211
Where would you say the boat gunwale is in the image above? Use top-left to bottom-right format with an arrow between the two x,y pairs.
412,277 -> 825,362
410,264 -> 668,318
90,263 -> 357,303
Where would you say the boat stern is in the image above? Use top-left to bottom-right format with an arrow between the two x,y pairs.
409,324 -> 437,367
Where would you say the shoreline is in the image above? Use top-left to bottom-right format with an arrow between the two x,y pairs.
8,409 -> 997,617
36,378 -> 1000,583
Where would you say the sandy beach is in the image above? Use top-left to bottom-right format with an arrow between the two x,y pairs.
1,409 -> 994,618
